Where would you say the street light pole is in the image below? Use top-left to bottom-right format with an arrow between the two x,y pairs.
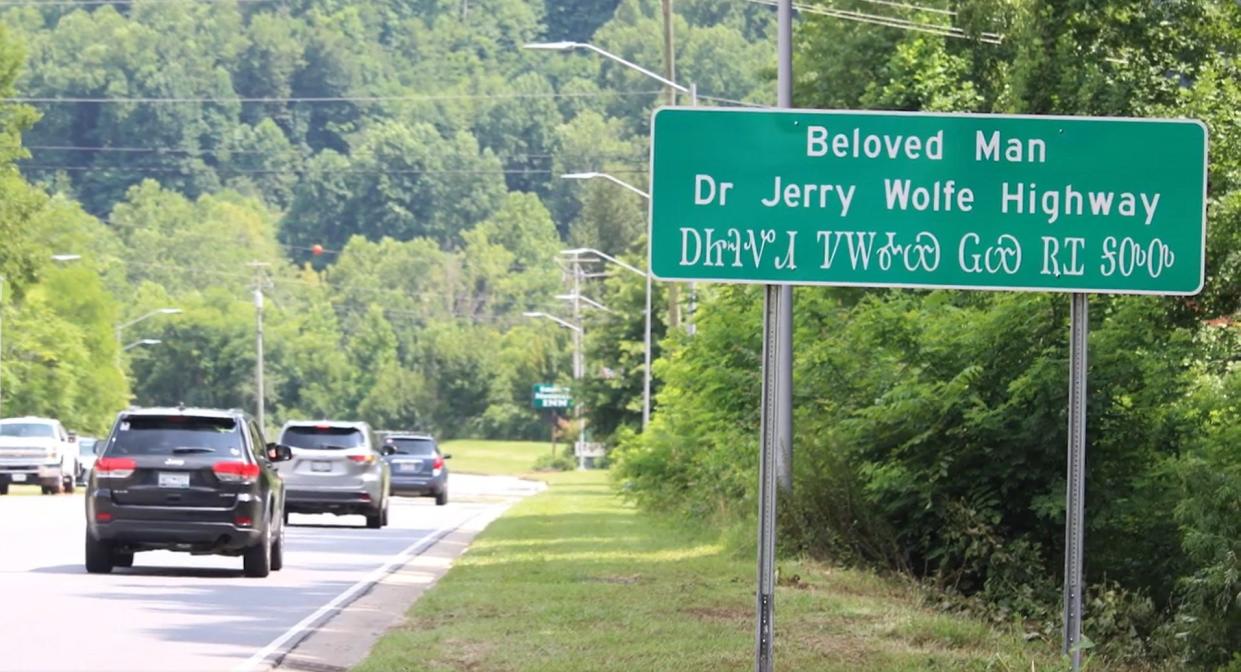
528,39 -> 697,338
558,179 -> 655,431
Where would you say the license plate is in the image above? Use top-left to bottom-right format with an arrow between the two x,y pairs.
311,461 -> 332,473
398,462 -> 421,473
158,472 -> 190,488
10,473 -> 26,482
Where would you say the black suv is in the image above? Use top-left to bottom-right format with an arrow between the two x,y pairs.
85,407 -> 292,577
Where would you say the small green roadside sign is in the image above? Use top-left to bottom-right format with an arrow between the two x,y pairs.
649,109 -> 1207,295
532,384 -> 573,410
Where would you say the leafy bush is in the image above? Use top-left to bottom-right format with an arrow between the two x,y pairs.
533,453 -> 576,472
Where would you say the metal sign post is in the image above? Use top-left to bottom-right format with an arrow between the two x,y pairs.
1063,293 -> 1088,670
756,2 -> 794,670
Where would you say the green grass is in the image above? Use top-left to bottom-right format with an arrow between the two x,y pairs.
355,471 -> 1069,672
439,439 -> 555,476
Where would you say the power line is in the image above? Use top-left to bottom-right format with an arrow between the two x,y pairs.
22,145 -> 648,165
745,0 -> 1003,44
0,0 -> 268,6
848,0 -> 955,17
3,90 -> 663,104
20,163 -> 646,175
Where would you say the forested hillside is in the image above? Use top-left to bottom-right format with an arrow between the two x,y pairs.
0,0 -> 772,438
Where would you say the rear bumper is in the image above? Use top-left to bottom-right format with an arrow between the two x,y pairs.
390,474 -> 445,495
286,488 -> 381,514
91,519 -> 262,553
87,490 -> 269,553
0,464 -> 65,487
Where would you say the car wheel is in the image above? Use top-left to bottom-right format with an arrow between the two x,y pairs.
270,528 -> 284,572
243,523 -> 272,578
0,483 -> 7,495
113,550 -> 134,568
380,501 -> 389,527
435,490 -> 448,507
365,508 -> 382,529
85,533 -> 114,574
41,486 -> 53,495
63,473 -> 75,494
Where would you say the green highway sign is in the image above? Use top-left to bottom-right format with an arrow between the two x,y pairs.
649,109 -> 1207,295
532,384 -> 573,410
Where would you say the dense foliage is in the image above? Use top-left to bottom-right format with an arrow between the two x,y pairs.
615,0 -> 1241,668
0,0 -> 771,439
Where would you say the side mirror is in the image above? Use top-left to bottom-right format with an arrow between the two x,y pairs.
443,453 -> 453,459
67,433 -> 78,443
267,443 -> 293,462
381,445 -> 396,456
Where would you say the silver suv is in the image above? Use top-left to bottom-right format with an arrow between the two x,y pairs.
275,421 -> 390,528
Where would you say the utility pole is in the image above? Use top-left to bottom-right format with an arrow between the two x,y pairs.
571,257 -> 585,469
661,0 -> 680,331
249,263 -> 270,430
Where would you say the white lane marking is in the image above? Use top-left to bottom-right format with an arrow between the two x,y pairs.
234,505 -> 494,672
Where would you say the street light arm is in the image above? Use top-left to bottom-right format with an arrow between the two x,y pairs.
523,311 -> 583,333
555,294 -> 615,314
122,339 -> 162,352
561,172 -> 650,200
116,308 -> 181,332
577,43 -> 691,94
525,41 -> 690,94
561,248 -> 646,279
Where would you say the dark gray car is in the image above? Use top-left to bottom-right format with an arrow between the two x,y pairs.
382,433 -> 449,506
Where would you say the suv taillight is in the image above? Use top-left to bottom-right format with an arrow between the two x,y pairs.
348,454 -> 376,465
213,461 -> 260,483
95,457 -> 136,478
433,455 -> 444,470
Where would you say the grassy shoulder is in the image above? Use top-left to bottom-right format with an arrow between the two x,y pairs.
355,471 -> 1064,672
438,439 -> 555,476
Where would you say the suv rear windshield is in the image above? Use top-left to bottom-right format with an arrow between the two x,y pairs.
282,426 -> 365,450
386,438 -> 436,456
106,416 -> 243,456
0,423 -> 55,438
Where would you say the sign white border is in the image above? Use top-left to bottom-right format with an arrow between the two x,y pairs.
647,107 -> 1209,296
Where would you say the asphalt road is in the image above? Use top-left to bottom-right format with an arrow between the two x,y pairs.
0,475 -> 538,672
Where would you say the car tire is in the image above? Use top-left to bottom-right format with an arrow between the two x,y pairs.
380,502 -> 389,527
270,531 -> 284,572
113,550 -> 134,568
435,490 -> 448,507
85,533 -> 114,574
63,473 -> 75,494
365,508 -> 382,529
41,486 -> 53,495
0,483 -> 7,495
243,525 -> 272,578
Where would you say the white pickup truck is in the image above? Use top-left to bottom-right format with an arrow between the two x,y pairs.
0,417 -> 79,495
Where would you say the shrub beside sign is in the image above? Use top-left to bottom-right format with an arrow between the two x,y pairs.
649,109 -> 1207,295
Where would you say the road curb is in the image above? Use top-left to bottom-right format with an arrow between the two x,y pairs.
264,483 -> 545,672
